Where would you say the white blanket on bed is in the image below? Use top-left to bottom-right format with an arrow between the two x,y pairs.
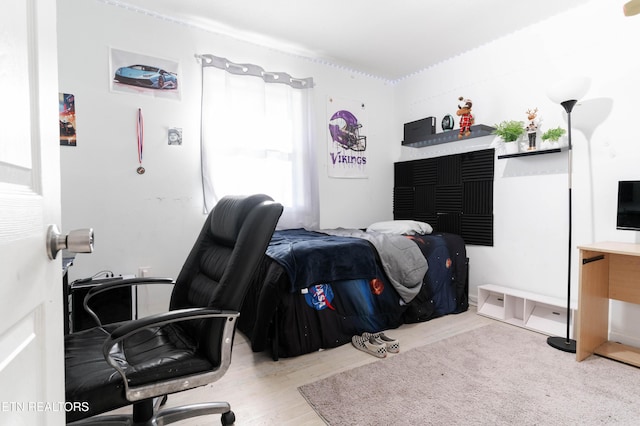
316,228 -> 427,303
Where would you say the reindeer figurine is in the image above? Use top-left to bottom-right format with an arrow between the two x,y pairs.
525,108 -> 540,150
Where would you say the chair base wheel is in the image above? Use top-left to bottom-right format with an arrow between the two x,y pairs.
221,410 -> 235,425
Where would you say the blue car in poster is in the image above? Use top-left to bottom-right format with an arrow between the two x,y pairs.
114,64 -> 177,89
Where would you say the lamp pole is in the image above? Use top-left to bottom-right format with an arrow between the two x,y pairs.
547,99 -> 577,353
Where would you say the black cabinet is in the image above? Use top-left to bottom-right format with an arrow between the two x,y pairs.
66,277 -> 134,333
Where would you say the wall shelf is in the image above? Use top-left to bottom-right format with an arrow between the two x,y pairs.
497,146 -> 568,159
477,284 -> 576,337
402,124 -> 495,148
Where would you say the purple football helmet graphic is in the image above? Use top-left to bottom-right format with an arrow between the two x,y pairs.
329,110 -> 367,151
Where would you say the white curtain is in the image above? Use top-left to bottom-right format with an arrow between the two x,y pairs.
200,55 -> 319,229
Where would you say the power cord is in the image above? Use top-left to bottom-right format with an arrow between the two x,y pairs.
91,270 -> 115,279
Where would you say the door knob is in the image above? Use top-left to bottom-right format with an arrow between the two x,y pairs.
47,225 -> 94,260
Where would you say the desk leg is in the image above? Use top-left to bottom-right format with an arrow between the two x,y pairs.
576,250 -> 609,361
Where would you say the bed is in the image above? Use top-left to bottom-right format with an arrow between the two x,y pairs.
237,222 -> 468,359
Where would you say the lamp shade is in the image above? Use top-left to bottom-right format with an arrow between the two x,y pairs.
546,76 -> 591,104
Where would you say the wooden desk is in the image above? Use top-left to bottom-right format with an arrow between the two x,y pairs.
577,242 -> 640,366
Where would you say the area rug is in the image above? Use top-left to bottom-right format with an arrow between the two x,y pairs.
298,323 -> 640,425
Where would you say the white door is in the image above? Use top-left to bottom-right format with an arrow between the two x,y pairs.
0,0 -> 65,424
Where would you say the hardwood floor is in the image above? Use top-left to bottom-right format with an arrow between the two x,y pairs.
158,306 -> 493,425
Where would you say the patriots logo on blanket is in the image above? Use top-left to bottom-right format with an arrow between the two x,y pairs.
305,284 -> 336,311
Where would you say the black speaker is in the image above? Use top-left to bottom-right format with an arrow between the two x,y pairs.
403,117 -> 436,145
69,278 -> 134,332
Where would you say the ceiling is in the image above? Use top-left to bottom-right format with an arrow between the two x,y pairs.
117,0 -> 586,81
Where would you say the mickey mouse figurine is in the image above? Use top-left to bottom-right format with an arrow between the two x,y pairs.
456,97 -> 474,139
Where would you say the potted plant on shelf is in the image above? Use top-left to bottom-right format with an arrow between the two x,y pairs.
540,127 -> 567,150
493,120 -> 525,154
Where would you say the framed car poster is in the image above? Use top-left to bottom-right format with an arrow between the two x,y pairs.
109,48 -> 180,100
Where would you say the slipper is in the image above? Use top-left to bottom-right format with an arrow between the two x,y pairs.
362,332 -> 400,353
351,334 -> 387,358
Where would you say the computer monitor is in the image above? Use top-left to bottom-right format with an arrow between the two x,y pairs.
617,180 -> 640,231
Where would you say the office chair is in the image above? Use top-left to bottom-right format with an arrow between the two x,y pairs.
65,194 -> 283,425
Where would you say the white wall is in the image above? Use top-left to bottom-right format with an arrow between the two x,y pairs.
57,0 -> 395,314
393,0 -> 640,345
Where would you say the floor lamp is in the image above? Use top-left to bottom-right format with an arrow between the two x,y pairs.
546,77 -> 590,353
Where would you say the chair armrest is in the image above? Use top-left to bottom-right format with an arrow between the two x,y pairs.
102,308 -> 240,401
106,307 -> 235,342
83,277 -> 174,327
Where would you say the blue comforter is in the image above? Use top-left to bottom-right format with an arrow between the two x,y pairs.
266,229 -> 379,292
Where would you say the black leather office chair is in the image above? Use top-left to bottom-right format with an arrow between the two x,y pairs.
65,194 -> 283,425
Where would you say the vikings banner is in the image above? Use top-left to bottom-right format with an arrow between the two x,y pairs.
327,96 -> 368,178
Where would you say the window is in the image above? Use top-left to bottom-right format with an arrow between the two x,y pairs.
200,55 -> 318,229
